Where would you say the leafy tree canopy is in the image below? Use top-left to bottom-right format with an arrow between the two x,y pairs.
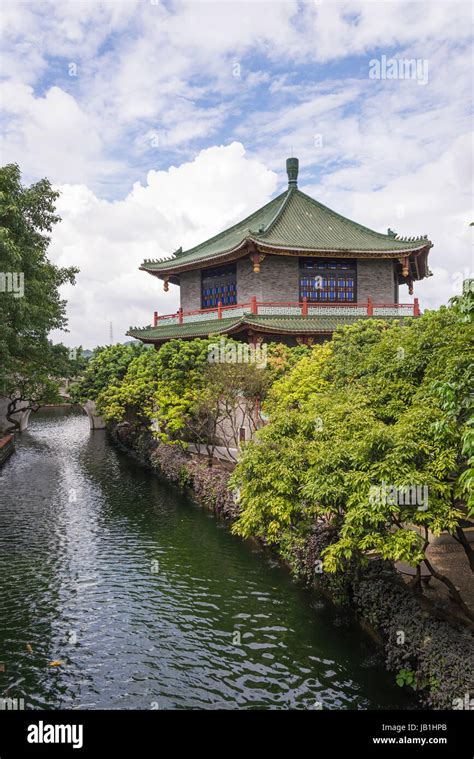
231,294 -> 474,615
0,164 -> 79,428
69,342 -> 146,404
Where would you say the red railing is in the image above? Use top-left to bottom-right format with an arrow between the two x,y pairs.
153,297 -> 420,326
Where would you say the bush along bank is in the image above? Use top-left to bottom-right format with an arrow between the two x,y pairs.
108,422 -> 473,710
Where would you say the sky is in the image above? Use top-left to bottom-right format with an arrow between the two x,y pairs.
1,0 -> 472,349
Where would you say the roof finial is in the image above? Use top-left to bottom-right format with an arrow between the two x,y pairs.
286,156 -> 299,188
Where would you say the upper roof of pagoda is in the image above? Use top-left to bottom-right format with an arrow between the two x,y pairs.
141,157 -> 432,278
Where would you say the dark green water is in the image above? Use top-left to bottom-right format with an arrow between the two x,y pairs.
0,408 -> 406,710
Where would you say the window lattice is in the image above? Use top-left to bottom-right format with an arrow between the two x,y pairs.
201,264 -> 237,309
299,258 -> 357,302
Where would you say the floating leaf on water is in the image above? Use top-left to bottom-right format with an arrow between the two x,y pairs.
48,661 -> 64,667
26,644 -> 33,653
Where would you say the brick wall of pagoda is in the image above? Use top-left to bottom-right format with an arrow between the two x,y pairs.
236,255 -> 299,303
178,256 -> 398,312
179,270 -> 202,311
357,259 -> 397,303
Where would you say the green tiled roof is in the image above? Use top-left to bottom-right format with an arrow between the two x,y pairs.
142,186 -> 432,274
128,314 -> 408,343
261,190 -> 429,252
128,316 -> 243,341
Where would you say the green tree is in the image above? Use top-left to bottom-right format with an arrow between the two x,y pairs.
151,338 -> 219,445
96,338 -> 307,464
95,338 -> 213,441
0,164 -> 78,430
187,358 -> 271,464
232,301 -> 474,619
69,343 -> 145,405
230,342 -> 331,547
96,346 -> 161,427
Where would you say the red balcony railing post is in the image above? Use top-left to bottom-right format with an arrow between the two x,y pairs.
251,296 -> 257,315
302,296 -> 308,316
217,301 -> 222,319
178,307 -> 183,324
154,311 -> 158,327
413,298 -> 420,317
367,297 -> 373,316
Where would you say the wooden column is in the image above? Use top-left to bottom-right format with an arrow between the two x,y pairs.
367,297 -> 373,316
217,301 -> 222,319
250,295 -> 257,315
154,311 -> 158,327
178,307 -> 183,324
302,296 -> 308,316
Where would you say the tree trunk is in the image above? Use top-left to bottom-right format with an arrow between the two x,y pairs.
409,564 -> 423,595
423,555 -> 474,621
454,525 -> 474,573
6,398 -> 38,433
5,399 -> 21,432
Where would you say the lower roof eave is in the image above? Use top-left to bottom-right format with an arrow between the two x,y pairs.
127,311 -> 417,344
128,318 -> 359,344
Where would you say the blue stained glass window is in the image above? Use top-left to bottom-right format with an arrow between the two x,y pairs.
201,263 -> 237,309
299,258 -> 356,302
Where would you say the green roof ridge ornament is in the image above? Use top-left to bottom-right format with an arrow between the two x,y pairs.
286,156 -> 299,188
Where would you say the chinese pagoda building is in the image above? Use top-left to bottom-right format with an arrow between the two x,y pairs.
129,157 -> 432,347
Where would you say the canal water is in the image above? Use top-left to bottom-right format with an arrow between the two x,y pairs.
0,408 -> 406,710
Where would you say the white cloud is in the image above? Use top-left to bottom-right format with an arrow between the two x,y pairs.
0,83 -> 120,185
49,142 -> 277,348
2,0 -> 471,190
